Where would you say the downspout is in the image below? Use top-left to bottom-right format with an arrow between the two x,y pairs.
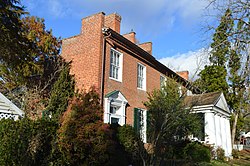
100,28 -> 111,106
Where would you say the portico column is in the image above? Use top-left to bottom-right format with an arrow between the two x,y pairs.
103,98 -> 110,123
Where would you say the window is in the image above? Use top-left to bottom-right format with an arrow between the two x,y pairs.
160,75 -> 166,88
178,86 -> 183,97
110,106 -> 117,114
111,117 -> 119,124
110,49 -> 122,81
134,108 -> 147,143
137,63 -> 146,90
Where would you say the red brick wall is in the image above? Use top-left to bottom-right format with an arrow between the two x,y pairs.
62,12 -> 105,92
177,71 -> 189,80
138,42 -> 152,55
123,32 -> 136,44
104,13 -> 121,33
104,40 -> 162,125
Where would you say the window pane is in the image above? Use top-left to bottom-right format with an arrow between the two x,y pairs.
117,54 -> 119,66
111,51 -> 114,64
111,117 -> 119,124
160,76 -> 165,87
115,67 -> 118,79
110,106 -> 117,114
110,65 -> 113,77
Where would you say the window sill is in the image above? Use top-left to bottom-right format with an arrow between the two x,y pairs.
137,87 -> 146,91
109,77 -> 122,83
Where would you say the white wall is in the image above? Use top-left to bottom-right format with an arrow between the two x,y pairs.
205,112 -> 216,145
205,112 -> 232,157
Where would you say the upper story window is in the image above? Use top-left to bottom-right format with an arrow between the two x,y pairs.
137,63 -> 146,90
160,75 -> 166,88
110,48 -> 123,82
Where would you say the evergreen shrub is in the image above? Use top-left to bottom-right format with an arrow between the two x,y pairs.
184,142 -> 211,163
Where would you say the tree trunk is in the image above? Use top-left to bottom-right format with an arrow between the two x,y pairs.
231,112 -> 239,148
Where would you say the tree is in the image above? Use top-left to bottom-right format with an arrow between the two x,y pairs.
1,13 -> 63,119
1,15 -> 62,91
196,9 -> 233,94
200,1 -> 250,146
57,89 -> 126,165
46,64 -> 75,120
0,0 -> 31,89
144,79 -> 202,165
117,125 -> 147,166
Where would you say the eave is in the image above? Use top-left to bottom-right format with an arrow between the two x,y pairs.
102,28 -> 201,94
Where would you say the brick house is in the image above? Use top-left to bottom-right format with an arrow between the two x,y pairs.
61,12 -> 232,157
61,12 -> 196,141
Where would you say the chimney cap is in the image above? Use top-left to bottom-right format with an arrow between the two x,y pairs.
81,12 -> 105,21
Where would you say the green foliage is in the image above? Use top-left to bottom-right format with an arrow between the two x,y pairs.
197,9 -> 233,95
232,149 -> 240,159
230,114 -> 244,140
184,142 -> 211,163
0,118 -> 57,165
198,65 -> 228,93
216,147 -> 225,161
243,116 -> 250,132
0,0 -> 31,89
46,64 -> 75,120
210,9 -> 233,66
1,12 -> 62,91
0,118 -> 32,165
117,125 -> 146,165
144,79 -> 202,165
1,3 -> 63,120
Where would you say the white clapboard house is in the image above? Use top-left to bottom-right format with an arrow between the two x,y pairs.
0,92 -> 24,120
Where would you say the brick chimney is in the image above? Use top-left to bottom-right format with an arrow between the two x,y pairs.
177,71 -> 189,80
138,42 -> 152,55
123,32 -> 136,43
104,13 -> 121,33
81,12 -> 105,34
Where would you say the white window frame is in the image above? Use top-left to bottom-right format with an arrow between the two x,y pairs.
103,91 -> 127,126
160,75 -> 167,89
109,48 -> 123,82
178,86 -> 183,97
137,63 -> 146,90
136,108 -> 147,143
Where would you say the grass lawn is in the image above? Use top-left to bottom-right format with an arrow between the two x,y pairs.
211,149 -> 250,166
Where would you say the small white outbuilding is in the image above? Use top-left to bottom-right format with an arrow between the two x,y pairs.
0,92 -> 24,120
185,91 -> 232,157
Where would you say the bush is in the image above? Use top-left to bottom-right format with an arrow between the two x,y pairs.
0,118 -> 57,165
184,142 -> 211,163
216,147 -> 225,161
117,125 -> 145,165
232,149 -> 240,159
57,90 -> 131,166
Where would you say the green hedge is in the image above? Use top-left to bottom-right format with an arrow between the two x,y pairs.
0,118 -> 57,165
184,142 -> 211,163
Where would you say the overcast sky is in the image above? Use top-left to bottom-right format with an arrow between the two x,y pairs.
23,0 -> 214,79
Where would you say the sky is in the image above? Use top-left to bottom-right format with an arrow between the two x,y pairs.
23,0 -> 214,79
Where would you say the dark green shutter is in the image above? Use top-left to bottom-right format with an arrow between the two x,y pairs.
134,108 -> 138,133
146,110 -> 149,142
